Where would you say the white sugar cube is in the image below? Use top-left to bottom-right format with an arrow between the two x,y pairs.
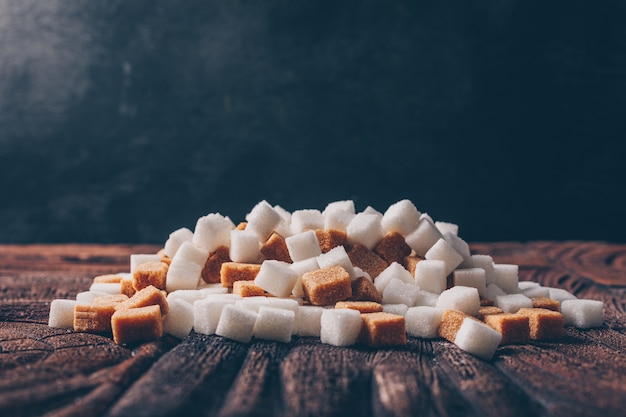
493,264 -> 519,294
443,232 -> 471,260
166,289 -> 203,305
289,257 -> 320,298
320,308 -> 362,347
130,254 -> 162,275
163,299 -> 194,340
198,284 -> 229,296
518,281 -> 540,290
273,205 -> 293,238
323,207 -> 355,231
413,259 -> 447,294
193,297 -> 236,335
362,205 -> 383,219
216,304 -> 258,343
382,303 -> 409,316
425,238 -> 464,276
245,200 -> 282,242
346,212 -> 384,250
290,209 -> 324,234
561,299 -> 604,328
317,246 -> 355,280
436,286 -> 481,316
454,317 -> 502,360
495,294 -> 533,313
435,221 -> 459,236
405,219 -> 443,257
229,229 -> 261,263
254,260 -> 299,298
48,299 -> 78,328
323,200 -> 356,215
163,227 -> 194,258
405,306 -> 446,338
484,283 -> 506,301
414,290 -> 440,307
193,213 -> 233,252
236,296 -> 270,312
174,241 -> 209,266
382,279 -> 421,306
89,282 -> 122,294
253,306 -> 295,343
285,230 -> 322,262
453,268 -> 487,297
75,290 -> 109,304
374,262 -> 415,293
265,297 -> 300,312
295,305 -> 324,336
547,287 -> 577,302
462,254 -> 495,284
521,285 -> 550,299
166,257 -> 202,292
381,199 -> 421,236
353,267 -> 373,282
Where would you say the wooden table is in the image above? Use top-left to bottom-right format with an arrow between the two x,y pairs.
1,242 -> 625,417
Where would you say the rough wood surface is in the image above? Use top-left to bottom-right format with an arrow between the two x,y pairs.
0,242 -> 624,417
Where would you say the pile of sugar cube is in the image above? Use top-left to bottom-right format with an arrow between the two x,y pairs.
48,199 -> 604,359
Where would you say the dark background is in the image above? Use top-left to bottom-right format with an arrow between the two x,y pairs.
1,0 -> 625,244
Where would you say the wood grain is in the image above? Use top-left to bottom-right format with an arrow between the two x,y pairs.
1,242 -> 625,417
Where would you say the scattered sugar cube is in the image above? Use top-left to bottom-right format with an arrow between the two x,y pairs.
346,212 -> 384,250
201,245 -> 231,284
236,296 -> 270,312
48,299 -> 78,328
405,306 -> 446,338
273,204 -> 293,238
405,219 -> 443,257
133,261 -> 168,291
561,299 -> 604,328
359,312 -> 406,347
163,227 -> 194,258
315,229 -> 348,253
289,257 -> 320,298
413,290 -> 439,307
462,254 -> 495,284
518,281 -> 540,290
382,303 -> 409,316
198,284 -> 229,296
454,317 -> 502,360
301,265 -> 352,306
520,285 -> 550,299
436,286 -> 481,316
347,244 -> 388,279
215,304 -> 258,343
495,294 -> 533,313
323,207 -> 355,231
233,280 -> 266,297
76,291 -> 108,304
254,260 -> 299,298
193,213 -> 234,252
295,305 -> 324,337
516,308 -> 565,340
167,289 -> 204,305
424,238 -> 464,276
484,283 -> 506,301
336,301 -> 383,313
245,200 -> 282,242
320,308 -> 362,346
173,241 -> 209,266
285,230 -> 322,262
483,313 -> 530,345
374,262 -> 414,293
493,264 -> 519,294
382,279 -> 421,306
111,305 -> 163,345
453,268 -> 487,297
253,306 -> 295,343
547,287 -> 577,302
349,276 -> 382,303
220,262 -> 261,288
413,259 -> 447,294
261,232 -> 292,263
317,245 -> 356,280
130,254 -> 162,276
435,221 -> 458,236
531,297 -> 560,311
323,200 -> 356,215
443,232 -> 471,260
166,257 -> 202,292
229,229 -> 261,263
89,282 -> 122,295
163,299 -> 194,340
193,297 -> 236,335
265,297 -> 300,312
290,209 -> 324,234
381,199 -> 421,236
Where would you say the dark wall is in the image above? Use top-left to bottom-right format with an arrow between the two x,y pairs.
1,1 -> 625,244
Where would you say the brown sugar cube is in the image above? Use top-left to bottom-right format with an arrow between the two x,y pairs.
93,294 -> 129,305
220,262 -> 262,288
438,310 -> 474,342
117,285 -> 169,316
483,313 -> 530,345
315,229 -> 348,253
476,306 -> 504,320
260,232 -> 292,263
402,255 -> 422,276
531,297 -> 560,312
111,305 -> 163,345
93,274 -> 123,284
301,265 -> 352,306
201,245 -> 232,284
348,276 -> 383,303
347,243 -> 388,279
121,277 -> 136,298
374,232 -> 412,264
335,301 -> 383,313
233,280 -> 266,297
73,303 -> 117,333
156,248 -> 172,265
516,308 -> 565,340
359,312 -> 407,347
132,261 -> 169,291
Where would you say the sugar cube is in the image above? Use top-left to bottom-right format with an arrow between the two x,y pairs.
320,308 -> 362,346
